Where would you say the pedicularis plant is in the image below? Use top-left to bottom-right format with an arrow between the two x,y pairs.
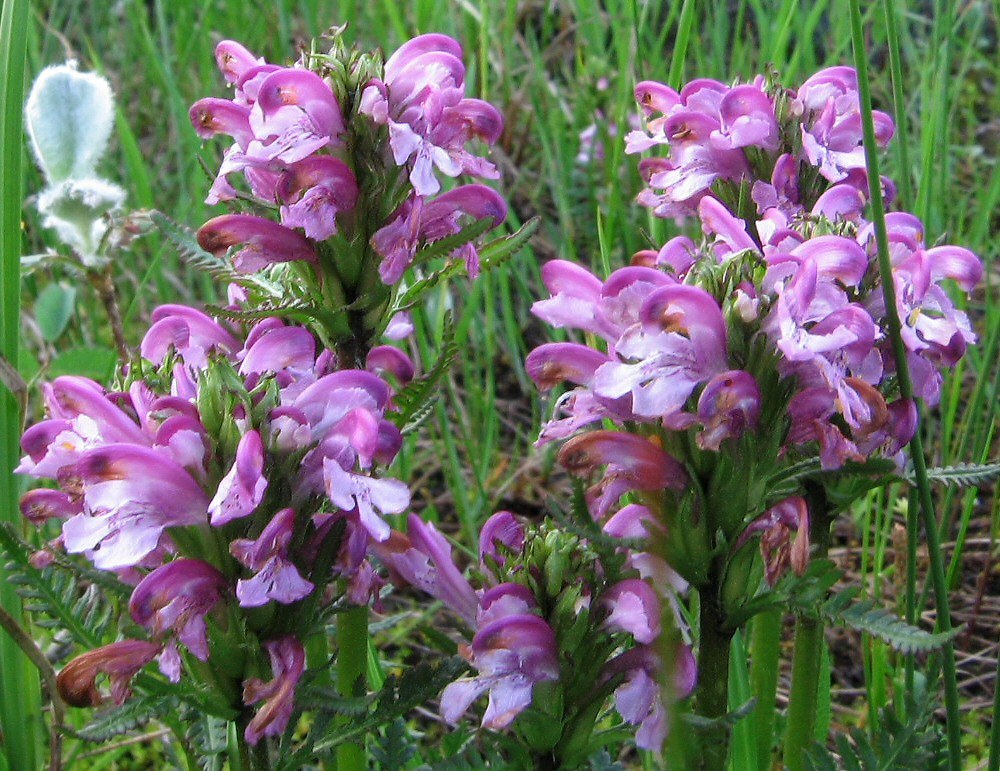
6,21 -> 990,771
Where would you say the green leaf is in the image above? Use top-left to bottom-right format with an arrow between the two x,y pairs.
817,590 -> 961,655
34,281 -> 76,342
150,211 -> 281,297
371,719 -> 418,770
805,693 -> 945,770
48,345 -> 117,379
313,657 -> 468,752
476,216 -> 539,270
391,314 -> 458,430
70,694 -> 177,743
911,462 -> 1000,488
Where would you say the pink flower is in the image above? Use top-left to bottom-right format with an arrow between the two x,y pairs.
243,637 -> 306,745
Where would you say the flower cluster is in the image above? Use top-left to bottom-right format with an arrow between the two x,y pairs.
18,304 -> 412,742
628,67 -> 894,220
191,34 -> 506,287
528,65 -> 982,634
376,511 -> 695,759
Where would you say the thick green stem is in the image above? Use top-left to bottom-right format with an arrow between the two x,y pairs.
783,615 -> 824,771
336,605 -> 368,770
783,486 -> 833,770
749,609 -> 782,771
695,593 -> 734,771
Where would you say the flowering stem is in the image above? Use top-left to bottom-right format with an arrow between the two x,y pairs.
336,604 -> 368,770
849,4 -> 962,768
749,609 -> 781,770
695,590 -> 733,771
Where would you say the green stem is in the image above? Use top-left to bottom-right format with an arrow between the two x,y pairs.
783,615 -> 823,771
848,5 -> 962,768
783,486 -> 832,770
749,610 -> 781,771
695,592 -> 733,771
336,605 -> 368,770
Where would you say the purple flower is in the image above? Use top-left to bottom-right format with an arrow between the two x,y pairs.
372,184 -> 507,283
214,40 -> 264,85
243,636 -> 306,745
57,640 -> 160,707
593,285 -> 729,421
736,497 -> 810,585
559,431 -> 688,518
197,214 -> 318,272
209,430 -> 268,526
479,511 -> 526,569
277,156 -> 358,240
695,370 -> 761,450
247,68 -> 345,164
141,305 -> 241,368
374,514 -> 478,624
440,614 -> 559,729
231,508 -> 314,607
360,35 -> 503,195
600,579 -> 661,644
322,456 -> 409,542
794,66 -> 895,182
61,444 -> 210,570
129,559 -> 228,679
603,643 -> 696,752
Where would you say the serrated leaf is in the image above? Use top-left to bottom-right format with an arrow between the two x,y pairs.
150,211 -> 282,297
35,281 -> 76,341
70,694 -> 175,743
391,315 -> 458,427
476,216 -> 539,269
911,462 -> 1000,488
410,216 -> 497,269
372,718 -> 418,769
313,657 -> 468,752
818,592 -> 960,654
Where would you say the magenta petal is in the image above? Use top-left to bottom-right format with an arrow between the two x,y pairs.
479,511 -> 526,567
209,430 -> 268,526
525,343 -> 608,390
601,579 -> 661,644
198,214 -> 318,272
243,637 -> 306,745
384,34 -> 464,82
215,40 -> 264,85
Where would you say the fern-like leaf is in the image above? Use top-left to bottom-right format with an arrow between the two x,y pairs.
150,211 -> 282,296
313,657 -> 468,752
69,694 -> 178,743
910,461 -> 1000,488
806,694 -> 945,770
391,315 -> 458,427
816,589 -> 960,654
371,718 -> 418,770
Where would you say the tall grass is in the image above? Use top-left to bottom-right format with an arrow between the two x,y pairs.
0,2 -> 42,770
9,0 -> 1000,766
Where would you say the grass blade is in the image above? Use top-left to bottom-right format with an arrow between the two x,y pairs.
848,3 -> 963,768
0,1 -> 43,769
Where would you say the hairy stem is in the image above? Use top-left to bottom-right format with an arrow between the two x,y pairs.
783,486 -> 833,771
695,592 -> 733,771
336,604 -> 368,770
749,609 -> 781,771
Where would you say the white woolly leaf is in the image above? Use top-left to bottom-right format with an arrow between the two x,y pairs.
25,62 -> 116,184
